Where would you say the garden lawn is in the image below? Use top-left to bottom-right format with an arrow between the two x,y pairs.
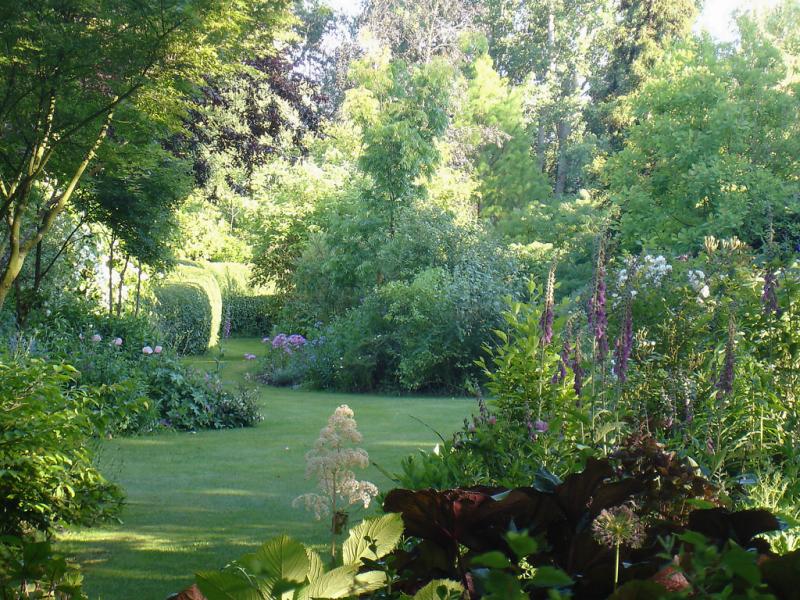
59,338 -> 473,599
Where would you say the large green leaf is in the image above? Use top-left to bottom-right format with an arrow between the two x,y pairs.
304,565 -> 359,599
342,513 -> 404,565
196,570 -> 267,600
350,570 -> 388,595
250,535 -> 310,583
412,579 -> 465,599
305,548 -> 325,583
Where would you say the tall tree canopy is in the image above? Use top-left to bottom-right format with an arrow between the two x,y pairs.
0,0 -> 292,308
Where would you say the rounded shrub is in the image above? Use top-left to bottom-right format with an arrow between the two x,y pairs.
153,262 -> 222,354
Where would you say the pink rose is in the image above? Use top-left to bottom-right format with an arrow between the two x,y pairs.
142,346 -> 153,355
91,334 -> 102,343
154,345 -> 162,354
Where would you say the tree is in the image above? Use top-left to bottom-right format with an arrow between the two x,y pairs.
353,56 -> 455,230
456,52 -> 550,219
604,32 -> 800,255
586,0 -> 700,146
360,0 -> 483,64
0,0 -> 292,309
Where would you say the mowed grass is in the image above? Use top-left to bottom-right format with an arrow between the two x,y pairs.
60,338 -> 474,599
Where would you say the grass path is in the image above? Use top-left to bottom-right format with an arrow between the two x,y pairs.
60,339 -> 473,599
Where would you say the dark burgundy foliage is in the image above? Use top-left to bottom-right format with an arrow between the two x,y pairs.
383,439 -> 781,599
174,52 -> 326,190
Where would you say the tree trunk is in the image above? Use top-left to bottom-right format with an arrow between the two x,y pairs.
108,235 -> 115,316
116,254 -> 129,316
135,259 -> 143,317
0,112 -> 113,311
536,122 -> 546,172
555,118 -> 571,197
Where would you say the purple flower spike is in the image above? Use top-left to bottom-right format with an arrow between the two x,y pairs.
589,247 -> 609,361
761,270 -> 780,316
534,419 -> 548,432
539,264 -> 557,346
552,339 -> 571,384
571,341 -> 584,399
715,316 -> 736,396
613,302 -> 634,382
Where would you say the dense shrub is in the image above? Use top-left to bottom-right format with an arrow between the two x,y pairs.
6,312 -> 263,433
0,536 -> 88,600
223,293 -> 281,336
153,261 -> 222,354
0,357 -> 123,536
204,261 -> 254,295
147,360 -> 262,430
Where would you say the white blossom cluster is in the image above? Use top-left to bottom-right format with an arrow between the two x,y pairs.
687,269 -> 710,300
292,405 -> 379,521
640,255 -> 672,285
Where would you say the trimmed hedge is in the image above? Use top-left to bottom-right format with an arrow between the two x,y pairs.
206,261 -> 279,337
223,293 -> 281,336
153,262 -> 222,354
205,261 -> 255,296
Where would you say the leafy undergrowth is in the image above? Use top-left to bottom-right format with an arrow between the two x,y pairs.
59,338 -> 473,599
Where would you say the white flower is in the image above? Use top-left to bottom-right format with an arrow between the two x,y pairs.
687,270 -> 706,291
142,346 -> 154,355
113,337 -> 123,346
699,285 -> 710,299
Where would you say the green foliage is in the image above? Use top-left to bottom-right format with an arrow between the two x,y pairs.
0,0 -> 294,308
457,53 -> 550,219
0,536 -> 88,600
154,261 -> 223,354
195,513 -> 403,599
606,34 -> 800,255
0,357 -> 123,537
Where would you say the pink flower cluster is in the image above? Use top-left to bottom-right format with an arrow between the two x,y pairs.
79,333 -> 163,356
263,333 -> 307,354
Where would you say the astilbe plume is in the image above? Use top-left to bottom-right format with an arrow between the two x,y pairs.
539,263 -> 557,346
715,314 -> 736,396
293,405 -> 379,551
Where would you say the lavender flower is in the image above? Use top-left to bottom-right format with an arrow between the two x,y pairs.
534,419 -> 548,432
288,334 -> 307,347
223,317 -> 232,340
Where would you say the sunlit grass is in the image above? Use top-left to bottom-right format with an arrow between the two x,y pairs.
59,338 -> 473,599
